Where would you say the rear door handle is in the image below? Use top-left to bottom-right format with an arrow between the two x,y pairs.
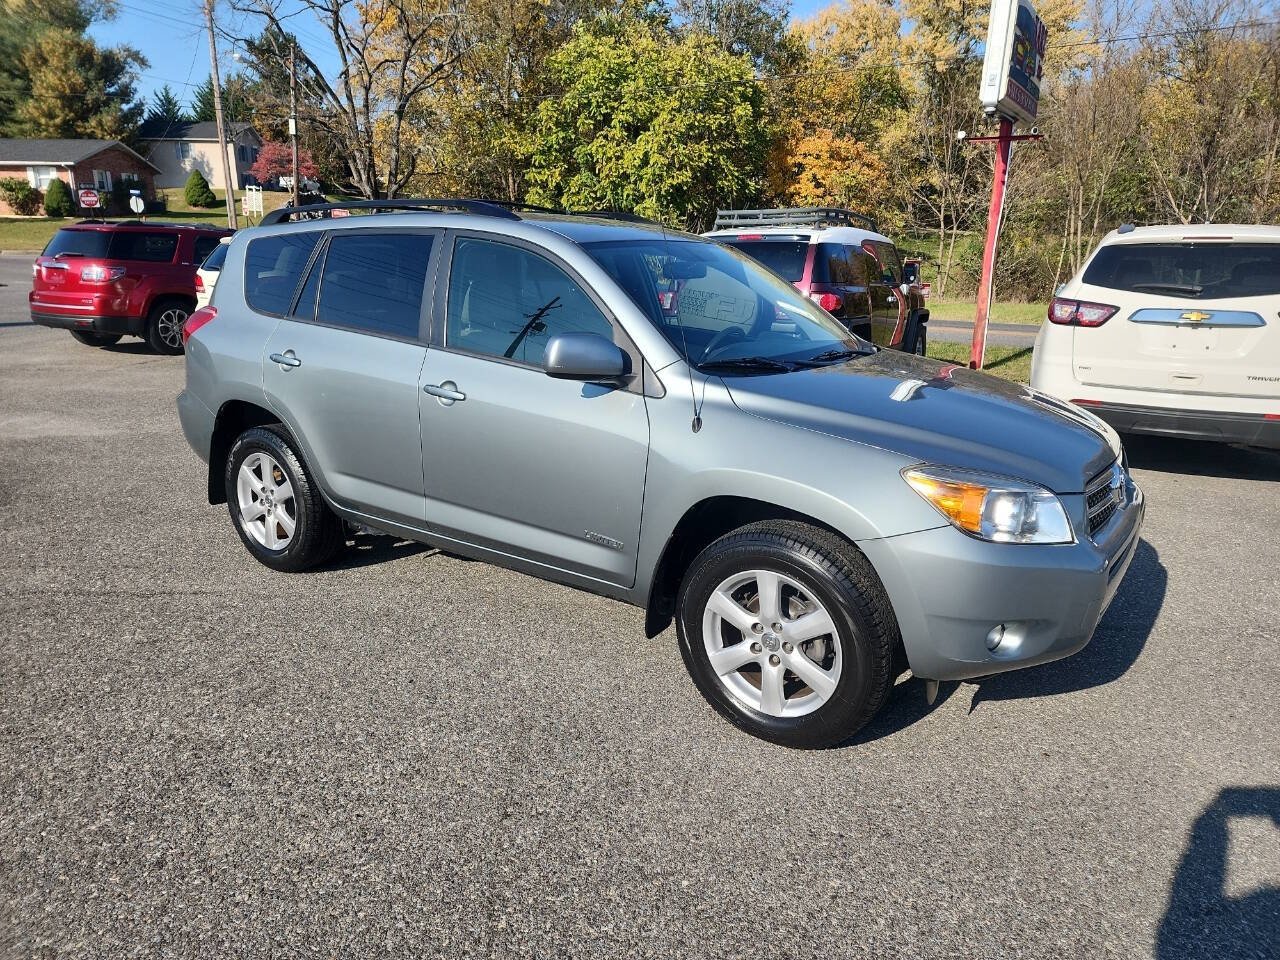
269,351 -> 301,369
424,382 -> 465,403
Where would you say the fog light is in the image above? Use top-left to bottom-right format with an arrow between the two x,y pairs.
986,623 -> 1006,651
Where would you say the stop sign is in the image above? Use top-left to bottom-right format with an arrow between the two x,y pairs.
78,188 -> 100,209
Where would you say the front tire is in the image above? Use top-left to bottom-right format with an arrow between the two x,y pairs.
145,298 -> 190,354
70,331 -> 122,347
676,520 -> 899,749
224,426 -> 345,572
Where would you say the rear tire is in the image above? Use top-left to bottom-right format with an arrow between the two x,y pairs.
675,520 -> 899,749
69,331 -> 122,347
145,298 -> 190,355
225,426 -> 345,572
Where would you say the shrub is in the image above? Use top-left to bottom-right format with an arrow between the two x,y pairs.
43,177 -> 74,217
183,169 -> 218,207
0,177 -> 44,216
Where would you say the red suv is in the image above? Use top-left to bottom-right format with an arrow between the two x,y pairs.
30,221 -> 232,354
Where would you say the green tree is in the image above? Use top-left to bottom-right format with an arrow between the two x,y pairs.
146,83 -> 187,128
184,169 -> 218,207
524,21 -> 771,229
16,28 -> 146,140
0,0 -> 104,136
43,176 -> 74,216
189,73 -> 252,123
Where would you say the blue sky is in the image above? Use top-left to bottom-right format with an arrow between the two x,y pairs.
94,0 -> 837,106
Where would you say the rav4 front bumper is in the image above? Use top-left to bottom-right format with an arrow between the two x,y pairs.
859,480 -> 1145,682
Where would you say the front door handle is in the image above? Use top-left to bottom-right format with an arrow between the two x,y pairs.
424,381 -> 465,403
269,351 -> 301,369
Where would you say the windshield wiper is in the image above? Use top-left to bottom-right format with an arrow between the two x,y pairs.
699,356 -> 796,374
794,347 -> 871,366
1131,282 -> 1204,295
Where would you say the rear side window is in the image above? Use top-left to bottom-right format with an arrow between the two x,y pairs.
244,232 -> 322,316
200,241 -> 229,272
864,241 -> 902,283
108,232 -> 178,263
815,244 -> 870,286
720,240 -> 809,282
316,232 -> 434,339
1082,242 -> 1280,298
42,229 -> 111,258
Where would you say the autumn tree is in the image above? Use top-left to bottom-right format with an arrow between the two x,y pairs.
16,28 -> 146,140
250,139 -> 320,183
230,0 -> 468,198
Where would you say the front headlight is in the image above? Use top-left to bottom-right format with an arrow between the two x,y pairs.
902,465 -> 1074,544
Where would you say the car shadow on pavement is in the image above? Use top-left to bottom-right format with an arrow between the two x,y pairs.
1156,786 -> 1280,960
1124,435 -> 1280,481
849,538 -> 1166,746
321,532 -> 431,571
102,341 -> 155,356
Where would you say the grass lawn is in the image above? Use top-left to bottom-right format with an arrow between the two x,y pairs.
0,188 -> 334,250
926,340 -> 1034,384
928,299 -> 1047,325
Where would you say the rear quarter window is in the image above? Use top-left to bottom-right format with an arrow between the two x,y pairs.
1083,242 -> 1280,298
42,229 -> 111,258
244,232 -> 323,316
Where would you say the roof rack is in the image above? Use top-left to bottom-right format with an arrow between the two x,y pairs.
259,196 -> 662,228
260,197 -> 521,226
713,207 -> 878,233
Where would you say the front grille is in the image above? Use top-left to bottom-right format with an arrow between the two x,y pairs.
1086,461 -> 1125,536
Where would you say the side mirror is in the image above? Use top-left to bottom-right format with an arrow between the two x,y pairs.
543,332 -> 629,382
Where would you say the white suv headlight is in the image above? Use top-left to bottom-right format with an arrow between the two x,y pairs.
902,465 -> 1074,544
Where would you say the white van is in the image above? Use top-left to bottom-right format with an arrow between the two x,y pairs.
1031,224 -> 1280,448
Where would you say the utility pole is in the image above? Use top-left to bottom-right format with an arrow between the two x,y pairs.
204,0 -> 238,230
289,42 -> 299,210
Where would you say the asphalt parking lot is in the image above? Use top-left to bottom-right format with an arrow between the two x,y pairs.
1,252 -> 1277,959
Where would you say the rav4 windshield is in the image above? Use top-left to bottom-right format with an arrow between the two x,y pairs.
1083,242 -> 1280,298
584,238 -> 868,371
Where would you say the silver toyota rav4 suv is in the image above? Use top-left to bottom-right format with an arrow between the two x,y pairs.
178,199 -> 1144,748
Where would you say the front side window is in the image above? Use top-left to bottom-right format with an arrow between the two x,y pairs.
445,237 -> 614,366
864,241 -> 902,284
315,232 -> 434,339
585,238 -> 869,372
1082,242 -> 1280,298
244,232 -> 322,316
108,231 -> 177,263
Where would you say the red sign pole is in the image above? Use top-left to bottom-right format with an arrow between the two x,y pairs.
970,116 -> 1014,369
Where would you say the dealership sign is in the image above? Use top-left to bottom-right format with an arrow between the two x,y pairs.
979,0 -> 1048,124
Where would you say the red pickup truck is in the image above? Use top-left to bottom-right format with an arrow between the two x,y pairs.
30,220 -> 232,354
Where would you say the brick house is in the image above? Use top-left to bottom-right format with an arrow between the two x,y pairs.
0,139 -> 160,215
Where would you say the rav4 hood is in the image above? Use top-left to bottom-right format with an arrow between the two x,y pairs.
722,351 -> 1119,493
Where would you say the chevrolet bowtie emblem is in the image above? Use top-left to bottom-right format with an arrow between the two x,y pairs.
1181,310 -> 1211,323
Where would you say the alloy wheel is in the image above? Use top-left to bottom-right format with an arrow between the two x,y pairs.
156,307 -> 188,349
701,569 -> 842,718
236,452 -> 296,550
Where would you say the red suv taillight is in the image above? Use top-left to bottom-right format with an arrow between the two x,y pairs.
194,274 -> 205,292
80,264 -> 125,283
809,292 -> 843,313
183,306 -> 216,345
1048,296 -> 1118,327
